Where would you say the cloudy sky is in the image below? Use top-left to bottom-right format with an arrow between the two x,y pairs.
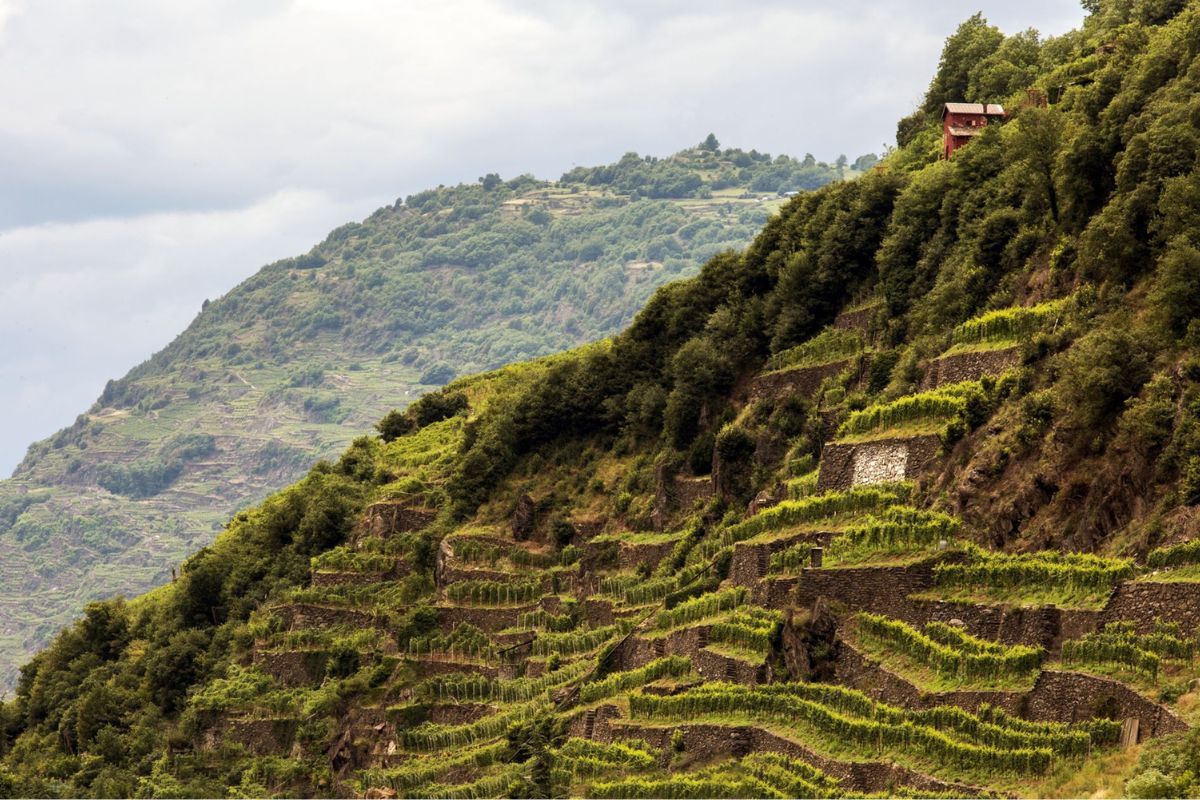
0,0 -> 1085,475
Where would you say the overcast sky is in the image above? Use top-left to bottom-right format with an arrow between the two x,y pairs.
0,0 -> 1085,475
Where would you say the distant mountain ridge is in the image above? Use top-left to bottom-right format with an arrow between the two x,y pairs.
0,141 -> 861,693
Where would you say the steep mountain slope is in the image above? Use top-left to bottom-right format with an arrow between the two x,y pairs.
0,144 -> 856,693
7,2 -> 1200,798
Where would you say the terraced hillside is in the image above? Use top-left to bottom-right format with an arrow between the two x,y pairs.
0,144 -> 854,694
7,3 -> 1200,797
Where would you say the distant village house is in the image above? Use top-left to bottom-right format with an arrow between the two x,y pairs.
941,102 -> 1005,159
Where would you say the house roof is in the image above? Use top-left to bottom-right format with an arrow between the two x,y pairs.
942,102 -> 1005,117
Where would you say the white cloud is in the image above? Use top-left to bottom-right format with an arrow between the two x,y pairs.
0,0 -> 1086,472
0,189 -> 372,472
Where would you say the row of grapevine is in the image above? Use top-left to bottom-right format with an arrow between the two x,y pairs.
552,737 -> 658,778
975,703 -> 1121,745
358,741 -> 508,792
599,573 -> 677,606
1060,622 -> 1196,679
579,656 -> 692,702
826,508 -> 959,556
785,470 -> 819,500
589,775 -> 784,799
444,577 -> 543,606
708,619 -> 778,654
933,549 -> 1135,593
655,587 -> 747,630
408,623 -> 495,660
748,682 -> 1084,753
419,763 -> 527,799
721,485 -> 909,545
666,681 -> 1103,757
401,702 -> 547,751
1147,539 -> 1200,569
837,381 -> 987,438
741,752 -> 842,798
518,608 -> 574,632
531,623 -> 627,656
857,613 -> 1045,681
310,546 -> 396,574
414,658 -> 594,704
766,327 -> 865,371
950,297 -> 1070,345
627,687 -> 1054,773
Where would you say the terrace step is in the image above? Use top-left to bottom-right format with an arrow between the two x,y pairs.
920,345 -> 1021,390
583,709 -> 597,740
749,357 -> 865,402
608,721 -> 983,797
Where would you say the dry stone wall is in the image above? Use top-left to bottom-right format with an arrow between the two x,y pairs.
1025,670 -> 1187,741
749,358 -> 861,401
1102,581 -> 1200,633
921,346 -> 1021,389
816,434 -> 942,493
793,560 -> 941,617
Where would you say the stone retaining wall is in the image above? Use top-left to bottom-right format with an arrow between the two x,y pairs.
1102,581 -> 1200,633
253,649 -> 329,687
728,531 -> 830,589
272,603 -> 385,631
904,598 -> 1103,653
618,539 -> 680,572
311,569 -> 393,587
436,602 -> 539,633
816,434 -> 942,493
921,346 -> 1021,390
835,640 -> 1025,715
834,305 -> 880,335
1026,670 -> 1187,741
205,717 -> 298,754
794,561 -> 939,617
749,358 -> 860,401
358,501 -> 437,540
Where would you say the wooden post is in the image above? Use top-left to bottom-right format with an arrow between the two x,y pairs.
1120,718 -> 1140,747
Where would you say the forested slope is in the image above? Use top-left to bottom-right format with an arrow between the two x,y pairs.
0,143 -> 854,694
7,2 -> 1200,798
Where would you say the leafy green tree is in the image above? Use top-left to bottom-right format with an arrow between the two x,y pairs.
922,13 -> 1005,112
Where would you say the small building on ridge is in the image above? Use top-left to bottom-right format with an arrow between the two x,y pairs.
941,102 -> 1006,159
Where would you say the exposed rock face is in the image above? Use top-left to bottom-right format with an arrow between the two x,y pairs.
512,493 -> 536,541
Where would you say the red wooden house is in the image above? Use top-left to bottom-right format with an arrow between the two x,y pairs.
941,102 -> 1006,159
